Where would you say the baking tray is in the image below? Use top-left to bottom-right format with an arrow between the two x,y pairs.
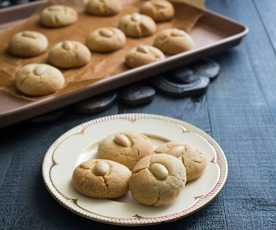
0,1 -> 248,128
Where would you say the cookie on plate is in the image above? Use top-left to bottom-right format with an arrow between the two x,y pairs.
129,154 -> 186,206
86,0 -> 122,16
72,159 -> 131,199
48,41 -> 91,69
15,64 -> 65,96
153,28 -> 194,54
119,13 -> 156,38
125,45 -> 165,68
140,0 -> 175,22
86,27 -> 126,53
9,31 -> 48,58
40,5 -> 78,28
155,141 -> 207,182
97,132 -> 155,170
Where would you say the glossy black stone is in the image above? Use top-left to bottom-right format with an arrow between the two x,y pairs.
152,76 -> 210,97
119,85 -> 155,106
75,92 -> 117,114
193,58 -> 220,80
29,110 -> 64,123
168,67 -> 196,84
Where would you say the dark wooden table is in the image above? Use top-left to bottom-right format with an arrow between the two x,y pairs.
1,0 -> 276,229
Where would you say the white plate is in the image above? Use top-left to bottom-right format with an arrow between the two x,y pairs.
42,113 -> 228,226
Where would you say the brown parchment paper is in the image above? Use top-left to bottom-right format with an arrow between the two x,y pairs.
0,0 -> 203,101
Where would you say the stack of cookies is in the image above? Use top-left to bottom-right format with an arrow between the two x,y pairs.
9,0 -> 195,98
72,132 -> 207,207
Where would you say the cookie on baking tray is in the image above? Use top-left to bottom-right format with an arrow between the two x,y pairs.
86,27 -> 126,53
97,132 -> 155,170
119,13 -> 156,38
48,41 -> 91,69
155,141 -> 207,182
15,64 -> 65,96
125,45 -> 165,68
140,0 -> 175,22
72,159 -> 131,198
40,5 -> 78,28
153,28 -> 194,54
129,153 -> 186,206
86,0 -> 122,16
9,31 -> 48,58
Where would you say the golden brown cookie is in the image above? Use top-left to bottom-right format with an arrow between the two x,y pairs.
97,132 -> 155,170
153,28 -> 194,54
40,5 -> 78,28
86,0 -> 122,16
15,64 -> 65,96
155,142 -> 207,182
125,45 -> 165,68
86,27 -> 126,53
118,13 -> 156,38
129,154 -> 186,206
48,41 -> 91,69
9,31 -> 48,58
72,159 -> 131,199
140,0 -> 175,22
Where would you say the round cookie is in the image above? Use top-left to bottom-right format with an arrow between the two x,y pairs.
155,142 -> 207,182
97,132 -> 155,170
153,28 -> 194,54
40,5 -> 78,28
129,154 -> 186,206
86,27 -> 126,53
48,41 -> 91,69
118,13 -> 156,38
140,0 -> 175,22
86,0 -> 121,16
15,64 -> 65,96
125,45 -> 165,68
9,31 -> 48,58
72,159 -> 131,199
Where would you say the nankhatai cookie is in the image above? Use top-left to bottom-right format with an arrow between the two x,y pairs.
15,64 -> 65,96
40,5 -> 78,28
153,28 -> 194,54
48,41 -> 91,69
125,45 -> 165,68
129,154 -> 186,206
119,13 -> 156,38
72,159 -> 131,199
86,0 -> 122,16
97,132 -> 155,170
155,142 -> 207,182
86,27 -> 126,53
9,31 -> 48,58
140,0 -> 175,22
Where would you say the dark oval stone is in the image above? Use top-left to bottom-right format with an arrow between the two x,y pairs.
119,85 -> 155,106
0,0 -> 11,8
167,68 -> 196,84
30,110 -> 65,123
75,92 -> 117,114
152,76 -> 210,97
193,58 -> 220,80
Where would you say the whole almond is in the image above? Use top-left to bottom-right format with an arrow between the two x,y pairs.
113,134 -> 131,147
150,163 -> 168,180
93,161 -> 110,176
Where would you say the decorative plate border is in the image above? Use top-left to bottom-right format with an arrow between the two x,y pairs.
42,113 -> 228,226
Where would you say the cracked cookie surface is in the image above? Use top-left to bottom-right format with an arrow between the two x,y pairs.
15,64 -> 65,96
119,13 -> 156,38
125,45 -> 165,68
97,132 -> 155,170
155,141 -> 207,182
129,154 -> 186,206
86,0 -> 122,16
9,31 -> 48,58
48,41 -> 91,69
40,5 -> 78,28
72,159 -> 131,199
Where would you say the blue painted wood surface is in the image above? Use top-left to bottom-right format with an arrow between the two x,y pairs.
1,0 -> 276,229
